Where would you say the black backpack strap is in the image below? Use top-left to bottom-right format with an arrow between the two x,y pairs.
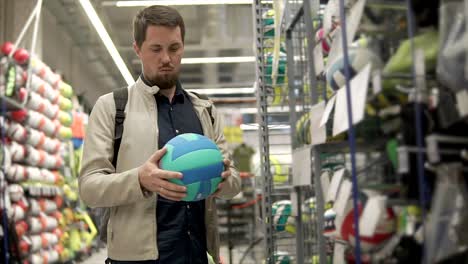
190,91 -> 215,125
112,87 -> 128,168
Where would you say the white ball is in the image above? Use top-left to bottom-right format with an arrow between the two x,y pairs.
29,199 -> 41,216
26,147 -> 41,167
9,142 -> 26,162
28,217 -> 42,233
27,167 -> 42,182
7,164 -> 27,182
8,184 -> 24,202
44,250 -> 59,263
30,235 -> 42,251
10,204 -> 26,221
29,254 -> 43,264
8,122 -> 28,142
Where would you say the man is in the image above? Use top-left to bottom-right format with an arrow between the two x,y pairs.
79,5 -> 241,264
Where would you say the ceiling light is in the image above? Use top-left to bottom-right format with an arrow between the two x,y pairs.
186,87 -> 255,95
102,0 -> 253,7
240,124 -> 291,131
132,56 -> 256,65
79,0 -> 134,85
182,56 -> 255,64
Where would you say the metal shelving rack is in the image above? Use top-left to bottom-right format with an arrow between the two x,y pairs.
253,0 -> 296,263
284,1 -> 324,264
257,0 -> 468,263
282,0 -> 468,264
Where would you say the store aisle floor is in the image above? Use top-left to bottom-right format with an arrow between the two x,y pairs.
80,246 -> 262,264
80,249 -> 107,264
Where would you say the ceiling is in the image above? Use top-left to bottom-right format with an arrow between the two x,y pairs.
44,0 -> 256,104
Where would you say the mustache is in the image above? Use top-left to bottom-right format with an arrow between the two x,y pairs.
159,64 -> 174,70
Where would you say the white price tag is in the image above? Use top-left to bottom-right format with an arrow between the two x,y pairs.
314,45 -> 325,76
292,147 -> 312,186
346,0 -> 366,45
332,63 -> 371,136
359,195 -> 386,236
327,168 -> 345,202
310,102 -> 326,145
320,95 -> 336,127
333,179 -> 352,216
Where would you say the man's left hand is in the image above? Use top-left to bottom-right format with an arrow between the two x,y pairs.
213,159 -> 231,198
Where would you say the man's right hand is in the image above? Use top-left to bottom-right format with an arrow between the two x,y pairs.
138,148 -> 187,201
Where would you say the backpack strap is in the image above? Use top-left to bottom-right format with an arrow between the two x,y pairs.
190,91 -> 215,125
112,87 -> 128,168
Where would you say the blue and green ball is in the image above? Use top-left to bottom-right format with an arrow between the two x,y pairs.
160,133 -> 224,202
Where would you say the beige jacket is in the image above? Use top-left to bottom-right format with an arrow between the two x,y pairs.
79,77 -> 241,261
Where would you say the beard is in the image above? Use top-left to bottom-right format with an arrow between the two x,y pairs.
146,70 -> 179,90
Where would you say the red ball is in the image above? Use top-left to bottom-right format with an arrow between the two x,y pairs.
11,109 -> 28,123
13,48 -> 30,65
15,220 -> 29,237
1,42 -> 14,55
341,204 -> 396,253
19,239 -> 30,254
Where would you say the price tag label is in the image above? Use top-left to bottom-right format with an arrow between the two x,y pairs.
327,168 -> 345,202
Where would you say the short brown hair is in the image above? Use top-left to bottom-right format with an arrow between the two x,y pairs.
133,5 -> 185,47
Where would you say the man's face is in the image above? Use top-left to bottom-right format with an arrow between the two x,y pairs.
134,25 -> 184,89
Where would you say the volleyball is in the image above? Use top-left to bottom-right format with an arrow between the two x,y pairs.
341,204 -> 396,252
160,133 -> 224,202
272,200 -> 296,234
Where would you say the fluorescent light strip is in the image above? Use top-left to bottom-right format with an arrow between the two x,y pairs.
187,87 -> 255,95
105,0 -> 253,7
240,124 -> 290,131
79,0 -> 134,85
182,56 -> 255,64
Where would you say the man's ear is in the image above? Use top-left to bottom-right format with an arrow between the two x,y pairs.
133,42 -> 141,58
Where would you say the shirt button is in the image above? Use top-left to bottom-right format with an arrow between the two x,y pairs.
186,204 -> 190,209
176,129 -> 179,134
187,231 -> 191,236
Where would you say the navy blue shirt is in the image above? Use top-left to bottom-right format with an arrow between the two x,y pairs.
147,78 -> 208,264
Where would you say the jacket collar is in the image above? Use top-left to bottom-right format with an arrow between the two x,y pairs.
186,91 -> 212,108
136,75 -> 212,108
135,76 -> 160,95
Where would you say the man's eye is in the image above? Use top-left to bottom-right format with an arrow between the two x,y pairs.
152,49 -> 161,53
170,47 -> 179,52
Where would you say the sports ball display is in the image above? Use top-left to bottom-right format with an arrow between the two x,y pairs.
274,251 -> 292,264
323,207 -> 337,236
271,155 -> 288,185
326,47 -> 383,91
302,197 -> 316,223
295,112 -> 311,145
341,204 -> 396,252
160,133 -> 224,201
272,200 -> 296,234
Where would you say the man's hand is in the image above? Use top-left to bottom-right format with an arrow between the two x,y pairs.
213,159 -> 232,198
138,148 -> 187,201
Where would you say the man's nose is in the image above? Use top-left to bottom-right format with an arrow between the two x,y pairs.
161,50 -> 170,64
